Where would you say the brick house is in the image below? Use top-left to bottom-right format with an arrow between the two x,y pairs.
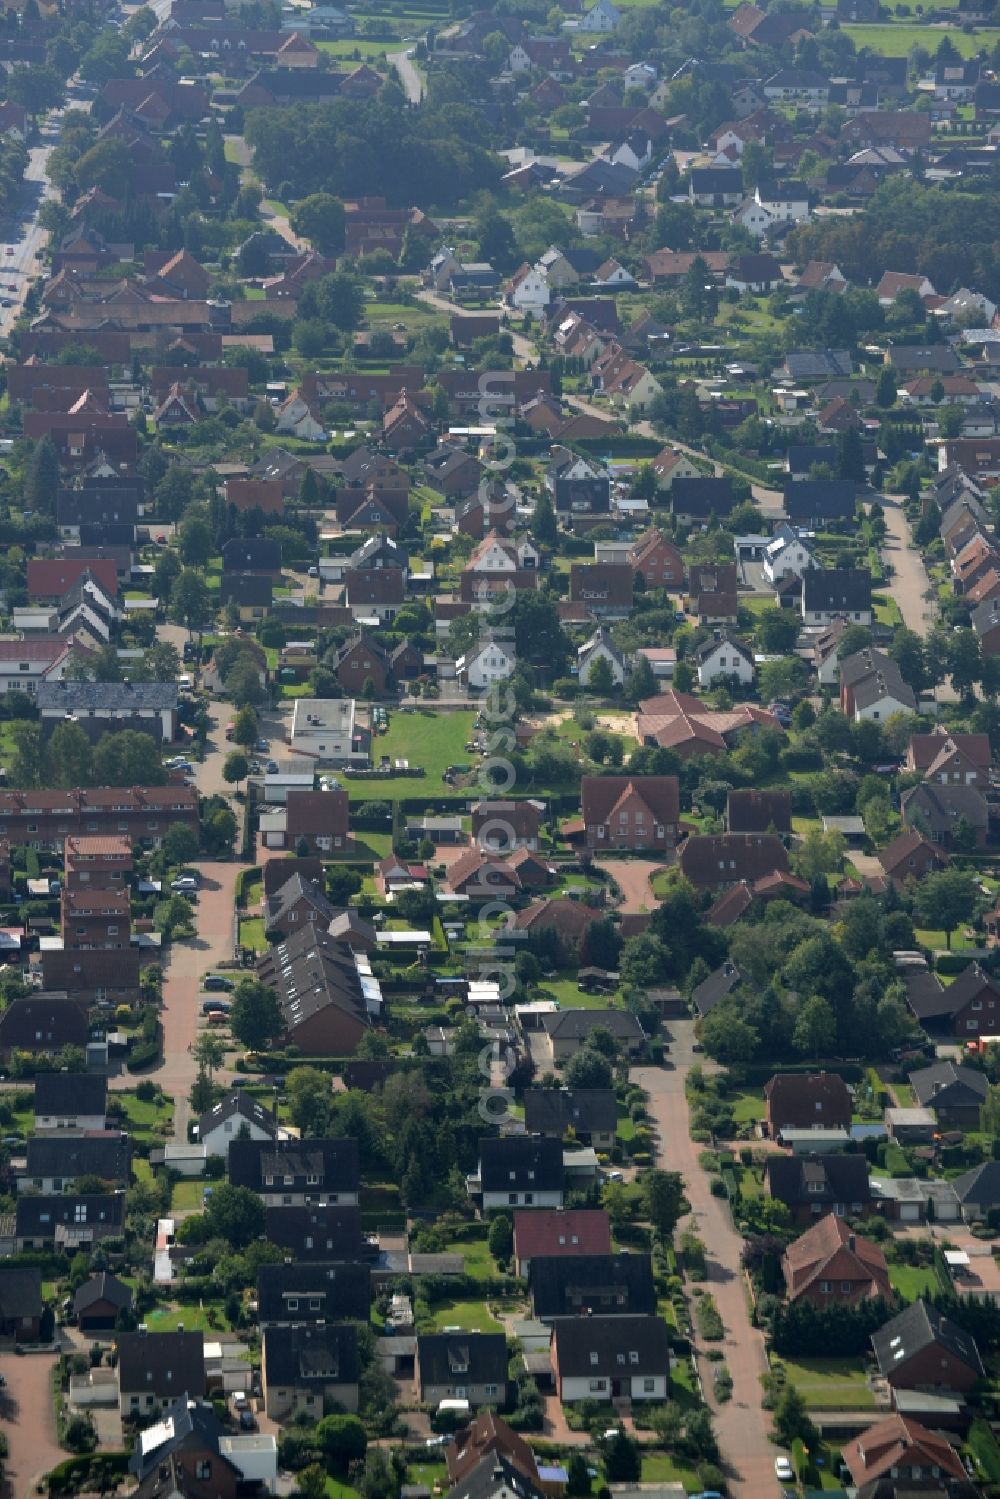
878,828 -> 948,889
843,1416 -> 965,1492
512,1208 -> 612,1277
286,788 -> 350,855
764,1072 -> 853,1138
0,787 -> 199,849
60,886 -> 131,951
726,789 -> 792,835
0,995 -> 89,1062
629,528 -> 685,589
782,1215 -> 893,1306
871,1301 -> 983,1392
472,799 -> 544,852
40,948 -> 141,1006
63,835 -> 132,890
332,634 -> 389,695
569,563 -> 634,618
679,833 -> 789,889
580,775 -> 680,851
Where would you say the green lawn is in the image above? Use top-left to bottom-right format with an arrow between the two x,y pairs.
425,1298 -> 503,1333
537,976 -> 621,1010
147,1301 -> 230,1333
842,20 -> 982,52
914,927 -> 979,952
780,1357 -> 875,1410
351,709 -> 476,799
114,1089 -> 174,1142
889,1262 -> 941,1301
442,1236 -> 495,1281
239,916 -> 268,953
731,1090 -> 765,1124
639,1454 -> 702,1492
171,1178 -> 208,1212
315,37 -> 394,56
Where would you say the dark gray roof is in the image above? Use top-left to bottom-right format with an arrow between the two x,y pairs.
785,349 -> 853,381
765,1152 -> 871,1207
257,1261 -> 371,1323
228,1136 -> 359,1194
446,1454 -> 545,1499
529,1252 -> 655,1319
0,1266 -> 42,1320
221,537 -> 282,572
219,573 -> 273,607
16,1192 -> 125,1240
802,567 -> 872,612
540,1008 -> 645,1042
886,344 -> 962,374
197,1089 -> 278,1142
74,1270 -> 133,1315
255,925 -> 372,1038
692,631 -> 753,666
263,1322 -> 360,1389
417,1331 -> 508,1387
479,1136 -> 564,1194
265,872 -> 337,930
523,1088 -> 618,1136
785,480 -> 857,522
553,1313 -> 669,1376
129,1396 -> 229,1482
118,1329 -> 205,1398
34,1071 -> 106,1118
691,961 -> 755,1016
36,681 -> 178,711
910,1061 -> 988,1108
871,1299 -> 984,1381
907,962 -> 999,1021
0,994 -> 88,1054
264,1203 -> 364,1261
786,443 -> 838,475
669,476 -> 735,517
25,1133 -> 131,1182
902,783 -> 989,835
952,1159 -> 1000,1208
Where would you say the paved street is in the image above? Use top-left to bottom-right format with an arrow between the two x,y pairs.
0,107 -> 69,337
389,48 -> 424,103
0,1351 -> 62,1499
634,1022 -> 775,1497
879,494 -> 934,639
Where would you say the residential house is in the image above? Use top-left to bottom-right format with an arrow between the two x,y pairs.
801,568 -> 872,626
577,628 -> 628,688
117,1328 -> 206,1416
197,1092 -> 279,1157
906,731 -> 991,785
580,775 -> 680,851
476,1136 -> 565,1211
262,1323 -> 359,1420
257,1262 -> 371,1330
21,1133 -> 131,1195
901,782 -> 989,849
878,828 -> 948,890
523,1089 -> 617,1150
472,800 -> 544,853
688,167 -> 743,206
842,1415 -> 965,1491
910,1061 -> 988,1130
74,1272 -> 133,1334
839,648 -> 917,722
416,1333 -> 509,1409
264,1204 -> 365,1263
227,1136 -> 360,1205
254,927 -> 379,1056
512,1209 -> 612,1277
63,835 -> 132,892
0,994 -> 90,1063
782,1215 -> 892,1305
530,1253 -> 656,1321
629,529 -> 685,588
457,639 -> 517,692
726,789 -> 792,836
679,833 -> 789,890
905,961 -> 1000,1037
0,1267 -> 43,1342
669,477 -> 735,524
288,699 -> 368,768
552,1316 -> 670,1403
569,563 -> 633,619
692,632 -> 753,688
764,1072 -> 853,1139
871,1300 -> 984,1392
784,480 -> 857,528
541,1009 -> 645,1064
446,1414 -> 540,1488
763,524 -> 819,582
15,1192 -> 125,1253
33,1071 -> 106,1132
651,448 -> 701,493
765,1152 -> 872,1224
36,680 -> 176,743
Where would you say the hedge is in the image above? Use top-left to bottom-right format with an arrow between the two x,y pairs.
47,1453 -> 130,1496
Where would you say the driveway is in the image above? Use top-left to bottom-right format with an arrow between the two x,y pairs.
634,1021 -> 775,1496
0,1350 -> 62,1498
594,858 -> 666,915
879,495 -> 934,639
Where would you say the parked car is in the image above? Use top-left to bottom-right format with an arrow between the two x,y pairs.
201,1000 -> 231,1016
203,974 -> 234,991
170,877 -> 199,893
775,1457 -> 794,1483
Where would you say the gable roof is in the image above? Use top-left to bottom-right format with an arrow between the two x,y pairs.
580,774 -> 680,829
512,1208 -> 611,1263
74,1270 -> 132,1315
766,1151 -> 871,1207
447,1412 -> 538,1487
843,1414 -> 965,1487
256,1261 -> 371,1324
417,1332 -> 508,1387
118,1329 -> 205,1397
479,1135 -> 564,1193
553,1314 -> 670,1376
871,1299 -> 984,1383
782,1214 -> 891,1301
690,960 -> 755,1016
529,1252 -> 656,1318
263,1321 -> 360,1389
764,1071 -> 852,1127
34,1071 -> 106,1118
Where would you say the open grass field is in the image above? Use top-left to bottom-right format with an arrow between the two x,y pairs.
350,708 -> 477,799
842,21 -> 983,53
780,1357 -> 875,1410
316,37 -> 396,56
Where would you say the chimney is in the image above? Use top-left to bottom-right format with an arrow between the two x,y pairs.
847,1234 -> 855,1252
